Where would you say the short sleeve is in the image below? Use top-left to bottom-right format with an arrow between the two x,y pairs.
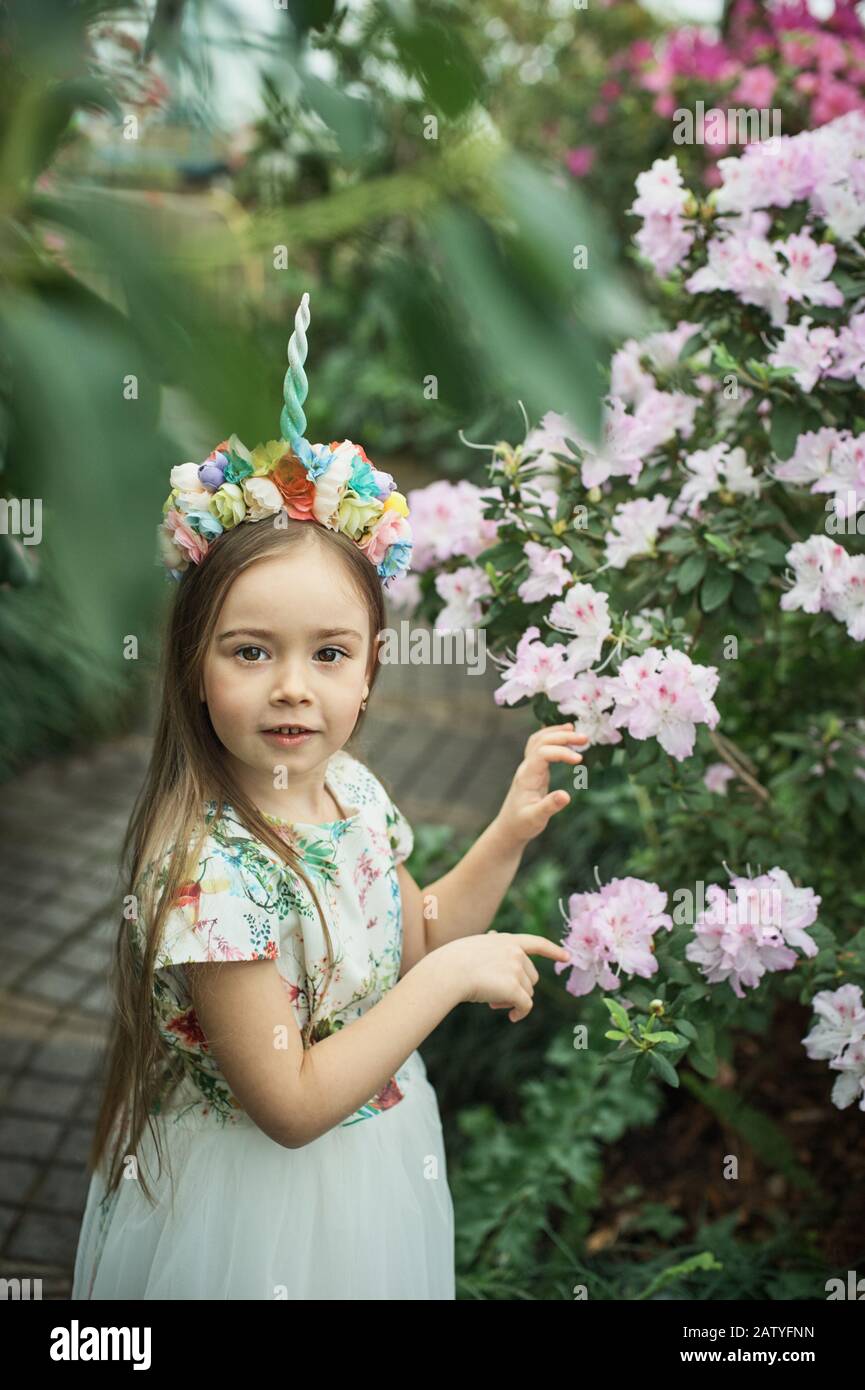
150,834 -> 282,968
381,788 -> 414,867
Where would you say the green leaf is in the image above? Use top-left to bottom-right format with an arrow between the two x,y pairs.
678,330 -> 705,362
634,1252 -> 723,1301
750,534 -> 790,565
604,1029 -> 629,1041
658,534 -> 696,556
680,983 -> 711,1003
743,560 -> 771,584
603,998 -> 631,1031
825,771 -> 849,816
675,551 -> 708,594
632,1052 -> 652,1083
648,1050 -> 680,1087
732,573 -> 760,615
700,568 -> 734,612
473,540 -> 526,569
770,401 -> 812,461
771,732 -> 815,751
704,532 -> 736,557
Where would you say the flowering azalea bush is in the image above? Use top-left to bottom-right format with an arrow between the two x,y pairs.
549,0 -> 865,202
391,112 -> 865,1111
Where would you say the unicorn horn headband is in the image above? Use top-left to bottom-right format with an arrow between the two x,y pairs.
157,291 -> 412,586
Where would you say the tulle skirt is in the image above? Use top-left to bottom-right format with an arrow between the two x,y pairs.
71,1048 -> 455,1300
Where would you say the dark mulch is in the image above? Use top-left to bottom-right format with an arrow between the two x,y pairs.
592,997 -> 865,1267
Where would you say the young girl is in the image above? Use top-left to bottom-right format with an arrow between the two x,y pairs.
71,308 -> 587,1301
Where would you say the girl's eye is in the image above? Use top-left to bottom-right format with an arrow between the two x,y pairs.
234,644 -> 348,666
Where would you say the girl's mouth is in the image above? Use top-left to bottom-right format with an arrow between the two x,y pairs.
262,728 -> 317,747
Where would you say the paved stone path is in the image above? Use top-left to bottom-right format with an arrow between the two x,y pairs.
0,611 -> 535,1297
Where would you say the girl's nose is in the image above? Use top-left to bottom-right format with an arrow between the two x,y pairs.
269,661 -> 313,704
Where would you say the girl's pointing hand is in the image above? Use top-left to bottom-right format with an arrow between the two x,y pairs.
493,722 -> 589,852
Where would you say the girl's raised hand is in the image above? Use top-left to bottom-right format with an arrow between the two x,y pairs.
493,722 -> 589,852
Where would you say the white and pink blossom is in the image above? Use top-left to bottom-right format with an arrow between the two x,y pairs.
781,534 -> 865,640
548,582 -> 613,671
605,647 -> 720,761
517,542 -> 572,603
555,876 -> 674,998
685,867 -> 820,998
802,984 -> 865,1111
604,494 -> 677,569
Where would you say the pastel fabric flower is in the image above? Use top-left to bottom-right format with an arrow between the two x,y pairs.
337,489 -> 384,541
182,508 -> 224,540
347,457 -> 382,502
210,483 -> 246,529
170,462 -> 209,493
250,440 -> 289,477
242,475 -> 284,520
270,451 -> 317,520
313,445 -> 356,527
163,509 -> 209,566
361,508 -> 412,568
377,539 -> 412,581
159,429 -> 413,585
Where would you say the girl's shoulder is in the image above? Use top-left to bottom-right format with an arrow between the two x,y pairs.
328,748 -> 390,812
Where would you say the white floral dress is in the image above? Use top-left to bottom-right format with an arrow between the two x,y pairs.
71,750 -> 455,1300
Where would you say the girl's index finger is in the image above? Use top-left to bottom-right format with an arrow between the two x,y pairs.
514,934 -> 572,962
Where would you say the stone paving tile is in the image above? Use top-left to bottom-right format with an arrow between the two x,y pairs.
0,612 -> 538,1294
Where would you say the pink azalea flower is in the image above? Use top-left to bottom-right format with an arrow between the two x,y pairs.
555,876 -> 673,998
767,316 -> 838,391
492,626 -> 583,708
603,495 -> 677,569
802,984 -> 865,1111
517,542 -> 572,603
547,582 -> 613,671
605,647 -> 720,761
685,867 -> 820,999
704,762 -> 736,795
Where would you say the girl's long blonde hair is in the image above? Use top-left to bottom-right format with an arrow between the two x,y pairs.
87,516 -> 386,1208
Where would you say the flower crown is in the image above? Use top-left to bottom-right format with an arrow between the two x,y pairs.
157,293 -> 412,587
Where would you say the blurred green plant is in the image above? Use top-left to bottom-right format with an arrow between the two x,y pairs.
1,0 -> 649,771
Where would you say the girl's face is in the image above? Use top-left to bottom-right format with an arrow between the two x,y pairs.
199,542 -> 376,811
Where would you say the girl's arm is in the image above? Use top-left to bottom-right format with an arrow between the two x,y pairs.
405,723 -> 588,955
188,949 -> 463,1150
400,816 -> 525,959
